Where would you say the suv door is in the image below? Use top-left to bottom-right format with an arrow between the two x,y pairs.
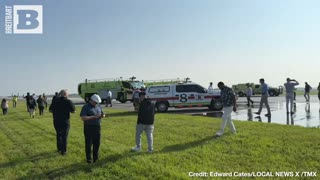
174,85 -> 191,106
174,84 -> 205,106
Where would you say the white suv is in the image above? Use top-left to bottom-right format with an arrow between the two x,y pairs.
146,82 -> 222,112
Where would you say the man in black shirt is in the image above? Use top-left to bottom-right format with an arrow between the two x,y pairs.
49,89 -> 75,155
132,92 -> 155,153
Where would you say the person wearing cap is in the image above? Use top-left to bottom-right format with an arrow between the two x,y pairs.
131,91 -> 155,153
49,89 -> 76,155
80,94 -> 105,163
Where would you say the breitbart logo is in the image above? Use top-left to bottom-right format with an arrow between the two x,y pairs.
5,5 -> 43,34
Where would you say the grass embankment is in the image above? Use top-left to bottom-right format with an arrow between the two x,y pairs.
0,101 -> 319,179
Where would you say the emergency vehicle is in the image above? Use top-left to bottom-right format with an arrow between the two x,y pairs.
232,83 -> 283,97
78,77 -> 145,103
146,82 -> 222,112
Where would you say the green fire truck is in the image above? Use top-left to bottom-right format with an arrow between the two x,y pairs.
78,77 -> 145,103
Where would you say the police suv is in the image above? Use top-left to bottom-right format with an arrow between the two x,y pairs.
146,82 -> 223,112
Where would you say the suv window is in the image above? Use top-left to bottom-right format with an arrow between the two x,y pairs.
176,85 -> 187,92
176,85 -> 206,93
149,86 -> 170,93
122,82 -> 132,89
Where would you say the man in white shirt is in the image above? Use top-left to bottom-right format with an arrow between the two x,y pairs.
106,90 -> 112,107
284,78 -> 299,114
208,82 -> 214,93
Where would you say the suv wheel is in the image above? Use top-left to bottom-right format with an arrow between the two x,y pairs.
156,102 -> 168,112
118,93 -> 126,103
269,91 -> 274,96
238,91 -> 245,97
209,99 -> 223,111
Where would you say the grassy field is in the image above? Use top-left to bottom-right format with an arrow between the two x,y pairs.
0,101 -> 319,180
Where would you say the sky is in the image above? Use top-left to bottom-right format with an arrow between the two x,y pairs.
1,0 -> 320,96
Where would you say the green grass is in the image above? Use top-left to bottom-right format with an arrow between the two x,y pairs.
0,101 -> 319,180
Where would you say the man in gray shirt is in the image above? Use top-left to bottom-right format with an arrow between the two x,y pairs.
284,78 -> 299,114
80,94 -> 105,163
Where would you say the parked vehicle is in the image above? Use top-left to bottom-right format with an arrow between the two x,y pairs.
146,81 -> 222,112
78,77 -> 145,103
232,83 -> 283,97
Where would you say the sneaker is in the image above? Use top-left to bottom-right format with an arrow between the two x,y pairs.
87,160 -> 92,164
290,112 -> 295,115
148,150 -> 153,154
215,133 -> 223,137
131,146 -> 141,152
265,113 -> 271,117
61,152 -> 66,156
254,112 -> 260,115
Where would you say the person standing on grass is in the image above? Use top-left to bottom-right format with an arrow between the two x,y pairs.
28,97 -> 37,118
132,92 -> 155,153
284,78 -> 299,114
80,94 -> 105,163
37,95 -> 45,116
49,89 -> 75,155
304,82 -> 312,102
215,82 -> 237,137
52,92 -> 59,104
43,93 -> 48,109
12,94 -> 18,108
246,83 -> 254,107
24,92 -> 31,112
1,98 -> 9,115
255,78 -> 271,117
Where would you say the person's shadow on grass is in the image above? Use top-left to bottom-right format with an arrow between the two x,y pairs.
160,136 -> 217,153
0,151 -> 58,169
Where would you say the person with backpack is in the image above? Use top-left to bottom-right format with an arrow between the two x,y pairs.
304,82 -> 312,102
28,97 -> 37,118
37,95 -> 45,116
24,92 -> 31,112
